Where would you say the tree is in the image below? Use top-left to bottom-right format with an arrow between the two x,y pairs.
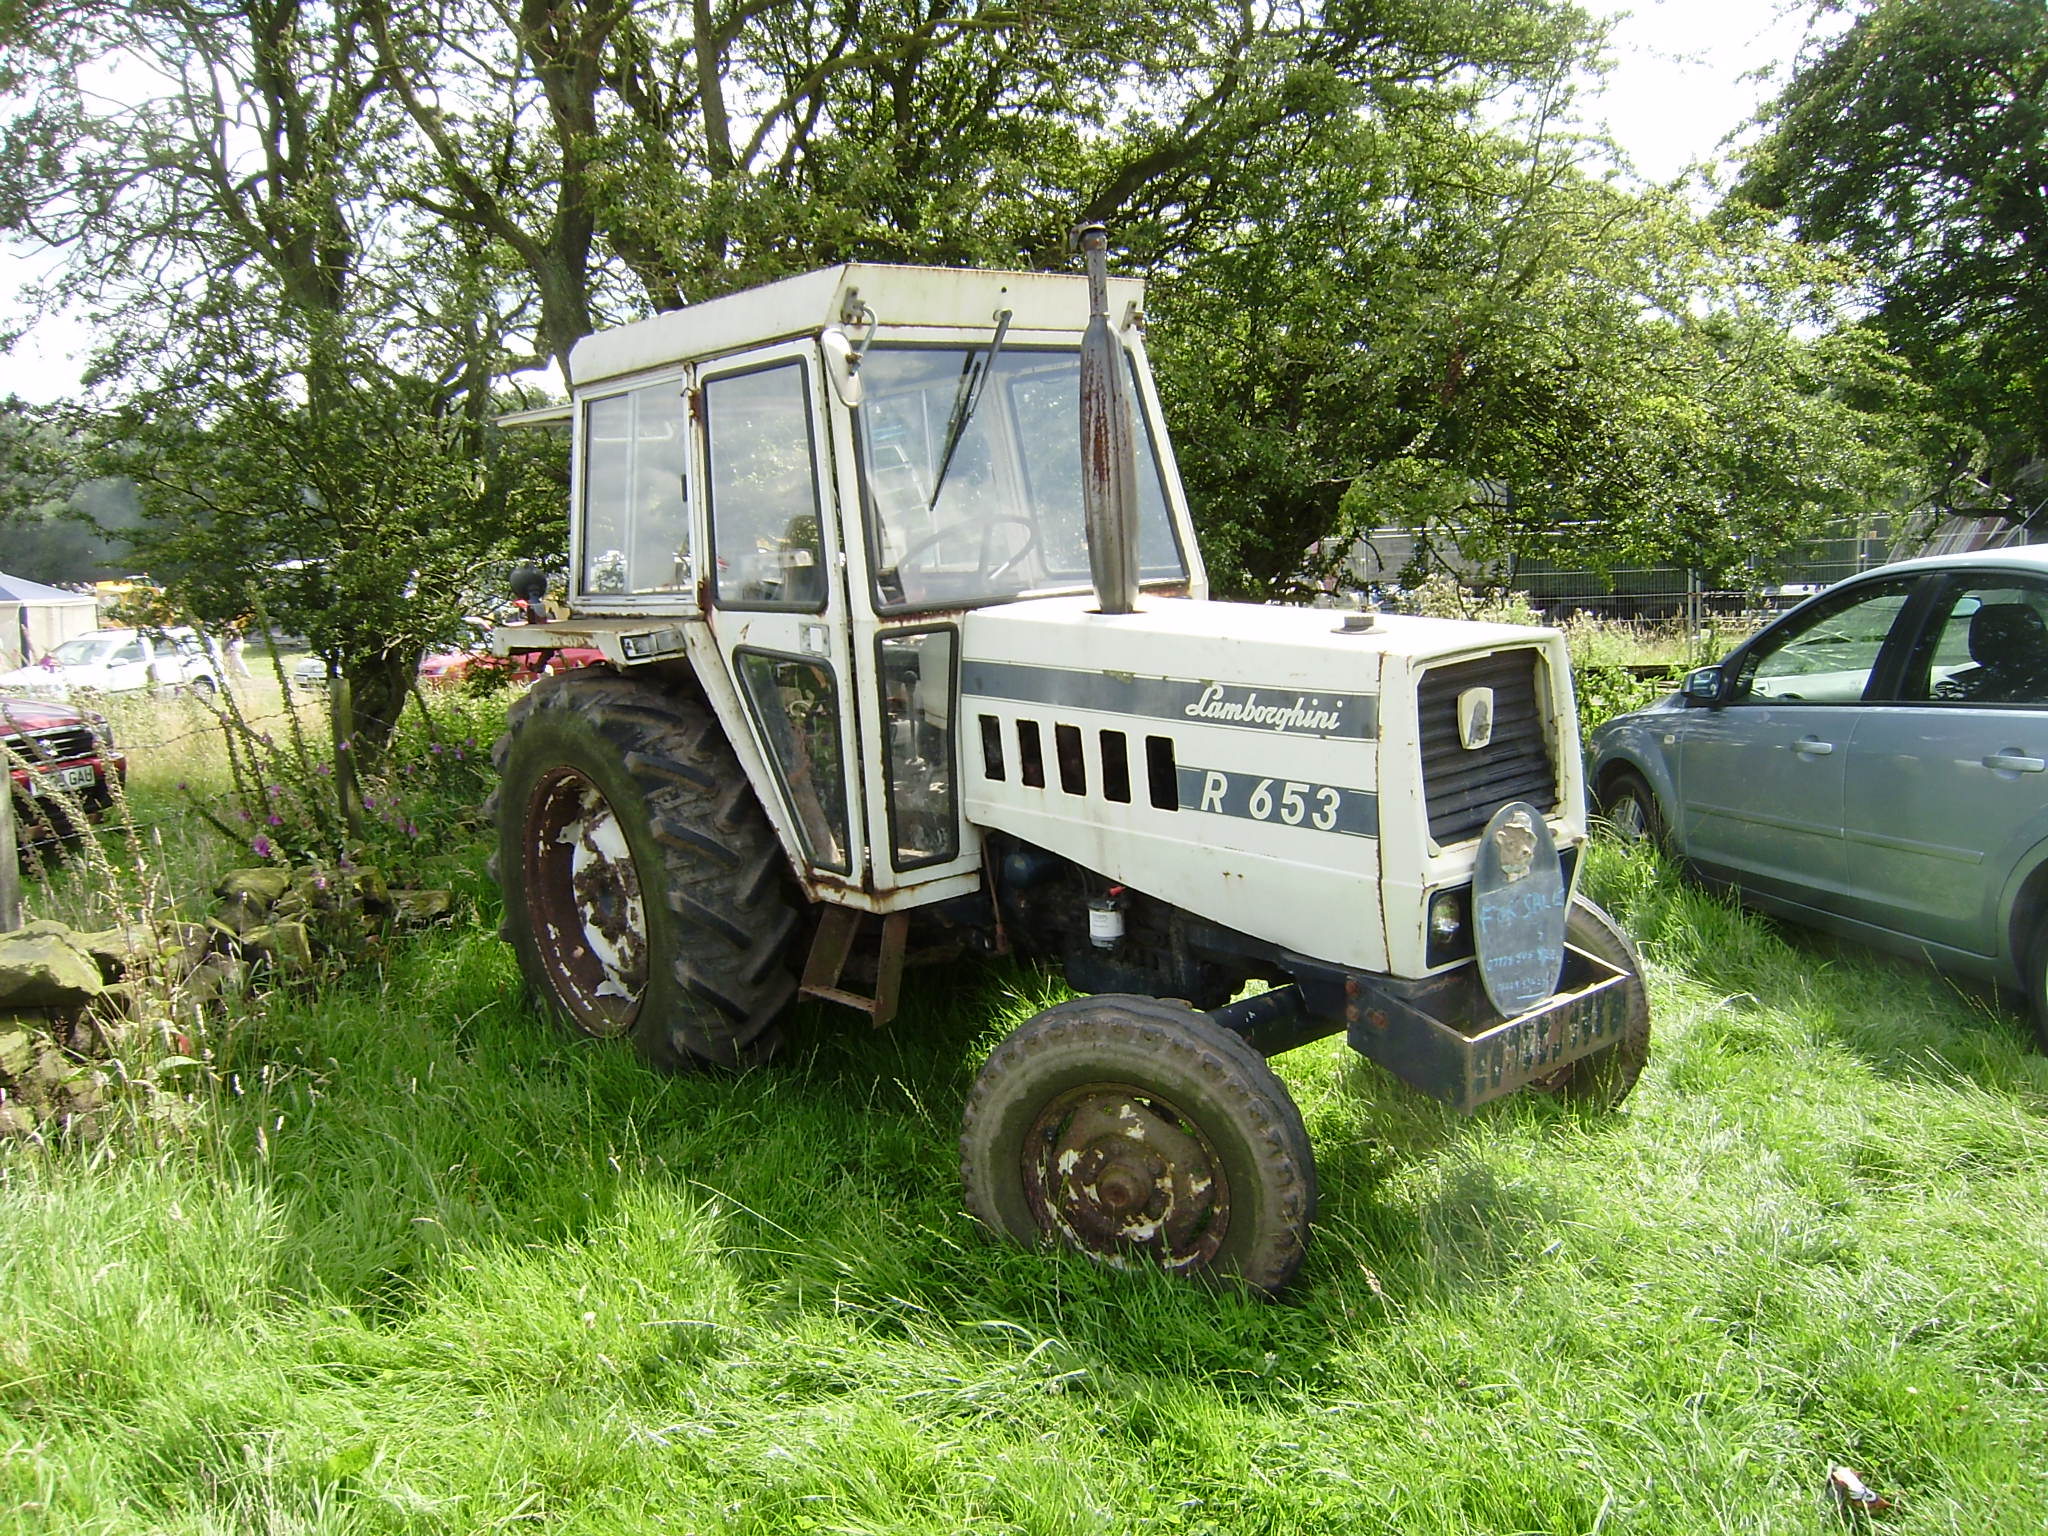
0,405 -> 137,583
1739,0 -> 2048,513
1150,75 -> 1921,598
0,0 -> 564,751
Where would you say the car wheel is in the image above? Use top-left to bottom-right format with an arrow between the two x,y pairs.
1597,767 -> 1668,853
187,675 -> 217,700
2023,919 -> 2048,1054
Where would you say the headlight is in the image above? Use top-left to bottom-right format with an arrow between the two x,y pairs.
1426,888 -> 1472,966
85,711 -> 114,748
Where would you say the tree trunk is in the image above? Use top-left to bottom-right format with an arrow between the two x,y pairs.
343,650 -> 422,760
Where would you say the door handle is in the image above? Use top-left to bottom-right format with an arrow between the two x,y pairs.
1984,751 -> 2047,773
1790,737 -> 1836,756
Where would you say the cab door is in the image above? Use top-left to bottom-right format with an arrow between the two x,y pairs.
698,343 -> 868,889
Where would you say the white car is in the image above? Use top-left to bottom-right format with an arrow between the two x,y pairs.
0,627 -> 222,699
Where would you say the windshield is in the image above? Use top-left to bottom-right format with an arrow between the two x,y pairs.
856,344 -> 1186,611
50,633 -> 138,667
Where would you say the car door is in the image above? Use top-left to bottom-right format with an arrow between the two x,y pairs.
1678,577 -> 1920,906
1839,572 -> 2048,956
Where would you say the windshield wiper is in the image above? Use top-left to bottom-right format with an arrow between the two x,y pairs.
926,308 -> 1012,511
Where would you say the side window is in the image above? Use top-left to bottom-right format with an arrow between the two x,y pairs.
1911,579 -> 2048,705
110,640 -> 145,665
878,628 -> 958,869
1733,580 -> 1914,705
705,363 -> 827,611
735,651 -> 849,872
579,381 -> 691,596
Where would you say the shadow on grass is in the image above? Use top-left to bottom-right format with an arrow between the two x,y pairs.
192,925 -> 1597,1397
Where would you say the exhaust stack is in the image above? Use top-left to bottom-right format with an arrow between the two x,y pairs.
1076,223 -> 1140,614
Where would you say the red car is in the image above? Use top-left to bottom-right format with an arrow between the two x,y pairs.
3,694 -> 126,846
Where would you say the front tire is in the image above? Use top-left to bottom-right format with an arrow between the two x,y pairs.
1528,894 -> 1651,1107
1596,767 -> 1668,853
488,672 -> 799,1070
961,995 -> 1317,1294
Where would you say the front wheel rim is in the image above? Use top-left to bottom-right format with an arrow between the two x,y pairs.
522,767 -> 648,1036
1610,792 -> 1648,841
1021,1082 -> 1231,1273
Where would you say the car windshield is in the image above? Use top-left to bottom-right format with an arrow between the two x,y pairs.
49,633 -> 136,667
855,344 -> 1186,611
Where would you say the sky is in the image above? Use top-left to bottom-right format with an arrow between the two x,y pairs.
1591,0 -> 1826,185
0,0 -> 1828,406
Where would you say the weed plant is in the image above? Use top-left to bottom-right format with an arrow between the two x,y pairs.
0,833 -> 2042,1533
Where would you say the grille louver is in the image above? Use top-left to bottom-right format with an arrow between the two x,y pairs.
3,725 -> 97,762
1417,650 -> 1557,845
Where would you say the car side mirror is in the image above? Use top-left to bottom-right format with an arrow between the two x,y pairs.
1681,665 -> 1724,707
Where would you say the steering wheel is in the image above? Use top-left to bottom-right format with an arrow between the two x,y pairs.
883,515 -> 1039,594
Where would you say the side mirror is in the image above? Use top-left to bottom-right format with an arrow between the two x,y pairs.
1681,665 -> 1724,706
820,327 -> 865,407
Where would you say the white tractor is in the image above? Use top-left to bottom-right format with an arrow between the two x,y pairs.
490,229 -> 1649,1292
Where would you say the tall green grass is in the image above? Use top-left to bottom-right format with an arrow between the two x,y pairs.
2,839 -> 2043,1533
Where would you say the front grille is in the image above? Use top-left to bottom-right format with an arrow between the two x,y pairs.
1418,650 -> 1557,845
3,725 -> 97,763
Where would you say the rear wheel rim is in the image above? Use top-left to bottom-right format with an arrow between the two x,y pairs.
1021,1082 -> 1230,1273
522,767 -> 647,1036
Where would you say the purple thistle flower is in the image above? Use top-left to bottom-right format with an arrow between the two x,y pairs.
363,795 -> 376,809
266,813 -> 283,826
238,809 -> 252,821
252,835 -> 274,858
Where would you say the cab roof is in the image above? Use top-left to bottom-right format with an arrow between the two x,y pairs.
568,262 -> 1146,389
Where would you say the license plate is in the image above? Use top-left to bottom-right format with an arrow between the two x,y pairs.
30,763 -> 99,795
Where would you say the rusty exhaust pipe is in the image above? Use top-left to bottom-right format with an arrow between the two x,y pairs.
1076,223 -> 1140,615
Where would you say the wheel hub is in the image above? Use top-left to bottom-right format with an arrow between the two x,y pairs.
524,768 -> 648,1035
1023,1085 -> 1228,1273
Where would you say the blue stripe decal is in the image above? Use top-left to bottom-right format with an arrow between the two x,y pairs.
1176,764 -> 1378,838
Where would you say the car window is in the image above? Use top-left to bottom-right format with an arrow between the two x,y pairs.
1908,578 -> 2048,705
109,640 -> 146,665
1732,579 -> 1914,705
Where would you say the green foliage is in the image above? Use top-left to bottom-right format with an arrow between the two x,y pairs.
1154,101 -> 1921,597
0,405 -> 138,582
1571,661 -> 1663,740
1741,0 -> 2048,511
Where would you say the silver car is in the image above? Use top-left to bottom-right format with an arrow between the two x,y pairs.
1588,546 -> 2048,1048
0,626 -> 221,699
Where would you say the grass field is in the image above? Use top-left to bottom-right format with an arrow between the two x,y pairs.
3,696 -> 2045,1533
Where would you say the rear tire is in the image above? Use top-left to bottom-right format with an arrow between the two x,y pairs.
488,672 -> 799,1070
1527,895 -> 1651,1108
2022,918 -> 2048,1054
961,995 -> 1317,1294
